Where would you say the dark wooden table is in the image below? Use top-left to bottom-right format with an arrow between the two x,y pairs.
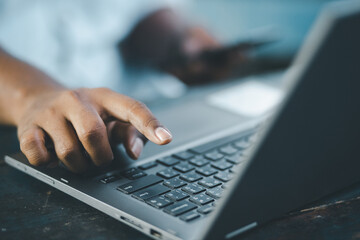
1,125 -> 360,240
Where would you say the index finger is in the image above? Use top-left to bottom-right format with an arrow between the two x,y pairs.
90,88 -> 172,145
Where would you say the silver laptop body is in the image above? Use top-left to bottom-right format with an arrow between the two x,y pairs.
5,1 -> 360,239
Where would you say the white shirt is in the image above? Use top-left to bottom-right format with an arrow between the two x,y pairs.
0,0 -> 186,100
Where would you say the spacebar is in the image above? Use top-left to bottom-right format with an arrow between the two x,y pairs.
117,175 -> 163,194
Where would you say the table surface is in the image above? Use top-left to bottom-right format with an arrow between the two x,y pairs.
1,126 -> 360,240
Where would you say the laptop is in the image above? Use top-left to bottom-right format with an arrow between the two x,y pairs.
5,1 -> 360,239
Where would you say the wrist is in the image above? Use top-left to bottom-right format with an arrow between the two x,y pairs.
0,47 -> 67,126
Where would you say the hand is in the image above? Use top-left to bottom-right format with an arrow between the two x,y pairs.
160,27 -> 249,85
16,88 -> 172,173
120,9 -> 248,85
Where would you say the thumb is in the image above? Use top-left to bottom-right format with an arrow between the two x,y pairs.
107,121 -> 148,160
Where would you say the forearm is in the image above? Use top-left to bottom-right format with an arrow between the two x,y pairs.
0,47 -> 66,126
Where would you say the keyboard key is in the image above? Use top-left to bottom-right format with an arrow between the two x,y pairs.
157,169 -> 180,179
165,189 -> 189,201
206,187 -> 223,199
189,134 -> 242,154
204,151 -> 224,161
130,172 -> 147,180
189,156 -> 209,167
122,168 -> 147,180
225,154 -> 245,164
233,139 -> 251,149
198,177 -> 222,188
163,178 -> 187,189
138,161 -> 158,170
173,151 -> 195,160
100,174 -> 121,184
197,204 -> 214,214
247,134 -> 258,143
182,183 -> 206,195
211,160 -> 233,171
189,193 -> 214,205
241,148 -> 253,157
132,184 -> 170,201
189,143 -> 221,155
230,165 -> 241,174
214,171 -> 234,182
179,211 -> 200,222
157,156 -> 180,166
196,166 -> 218,177
219,145 -> 238,155
180,172 -> 203,182
173,162 -> 195,173
164,200 -> 197,216
117,175 -> 163,194
146,196 -> 174,209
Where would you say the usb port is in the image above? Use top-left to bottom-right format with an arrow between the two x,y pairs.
120,216 -> 143,230
150,229 -> 162,239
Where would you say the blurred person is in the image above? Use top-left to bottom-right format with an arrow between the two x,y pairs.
0,0 -> 247,173
120,8 -> 249,85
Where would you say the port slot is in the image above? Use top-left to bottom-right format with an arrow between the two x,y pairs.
150,229 -> 162,239
120,216 -> 143,230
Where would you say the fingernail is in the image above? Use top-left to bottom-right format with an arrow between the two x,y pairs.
155,127 -> 172,143
131,138 -> 144,159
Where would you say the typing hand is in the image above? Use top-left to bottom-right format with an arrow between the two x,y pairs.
17,88 -> 172,173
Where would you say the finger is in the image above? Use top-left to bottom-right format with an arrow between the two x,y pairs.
39,117 -> 89,173
91,88 -> 172,145
60,91 -> 114,166
124,127 -> 147,160
18,126 -> 53,167
108,121 -> 148,159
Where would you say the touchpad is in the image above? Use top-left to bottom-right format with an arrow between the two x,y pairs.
139,100 -> 246,159
137,80 -> 283,160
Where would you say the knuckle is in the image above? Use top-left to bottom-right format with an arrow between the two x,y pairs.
20,133 -> 39,152
28,155 -> 48,166
57,146 -> 76,161
144,117 -> 159,129
78,122 -> 106,142
43,106 -> 58,117
129,100 -> 147,116
19,133 -> 49,166
61,89 -> 83,103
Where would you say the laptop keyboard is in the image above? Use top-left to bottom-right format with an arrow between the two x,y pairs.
99,130 -> 257,223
